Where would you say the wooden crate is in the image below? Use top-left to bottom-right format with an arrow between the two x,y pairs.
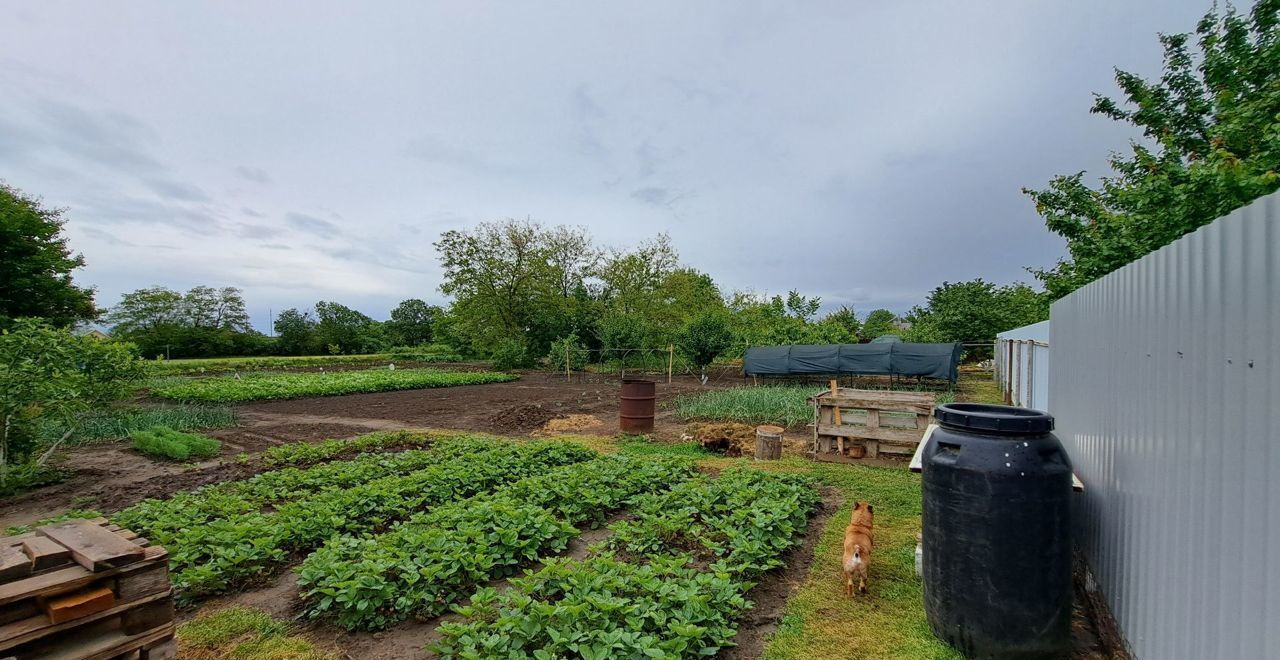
807,385 -> 936,462
0,519 -> 173,660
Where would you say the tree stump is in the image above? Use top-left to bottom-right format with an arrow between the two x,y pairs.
755,425 -> 784,460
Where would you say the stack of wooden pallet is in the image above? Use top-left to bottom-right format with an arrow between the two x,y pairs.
807,384 -> 936,461
0,519 -> 173,660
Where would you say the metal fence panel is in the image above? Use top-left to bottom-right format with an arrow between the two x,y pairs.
1050,192 -> 1279,659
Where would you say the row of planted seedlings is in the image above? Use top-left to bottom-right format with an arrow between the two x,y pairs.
111,431 -> 598,601
296,453 -> 699,630
431,468 -> 822,659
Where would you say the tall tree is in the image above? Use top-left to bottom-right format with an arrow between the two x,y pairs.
1025,0 -> 1280,298
314,301 -> 376,354
386,299 -> 436,346
861,309 -> 898,340
183,286 -> 250,331
0,182 -> 97,328
906,279 -> 1049,343
274,308 -> 318,355
104,287 -> 184,334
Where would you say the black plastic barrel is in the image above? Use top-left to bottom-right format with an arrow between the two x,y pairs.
922,403 -> 1072,659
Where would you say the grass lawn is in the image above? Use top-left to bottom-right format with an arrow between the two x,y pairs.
178,606 -> 332,659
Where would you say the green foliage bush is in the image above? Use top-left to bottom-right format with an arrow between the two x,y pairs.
149,368 -> 516,403
547,333 -> 588,371
0,319 -> 143,482
675,312 -> 733,373
130,426 -> 222,461
261,429 -> 435,467
0,463 -> 71,498
490,337 -> 534,370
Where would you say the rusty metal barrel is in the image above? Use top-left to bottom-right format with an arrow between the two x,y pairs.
619,378 -> 656,433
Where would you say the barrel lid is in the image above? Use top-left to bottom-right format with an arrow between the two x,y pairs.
934,403 -> 1053,435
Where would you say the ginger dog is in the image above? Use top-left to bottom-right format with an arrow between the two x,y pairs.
842,501 -> 874,596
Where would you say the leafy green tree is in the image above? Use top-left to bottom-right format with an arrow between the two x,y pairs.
906,279 -> 1048,343
675,312 -> 733,377
860,309 -> 898,340
274,308 -> 319,355
821,306 -> 861,338
548,332 -> 588,371
104,287 -> 184,334
599,313 -> 648,355
785,290 -> 821,320
314,301 -> 377,354
597,233 -> 679,315
0,319 -> 142,482
387,299 -> 436,346
1025,0 -> 1280,298
183,286 -> 251,330
0,182 -> 97,328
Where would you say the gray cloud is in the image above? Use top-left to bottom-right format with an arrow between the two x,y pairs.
286,212 -> 342,239
146,177 -> 209,202
0,0 -> 1213,331
234,166 -> 271,184
236,223 -> 284,239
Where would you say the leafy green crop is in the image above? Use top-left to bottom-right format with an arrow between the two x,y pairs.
297,455 -> 694,630
112,437 -> 595,602
130,425 -> 222,461
435,467 -> 819,658
260,429 -> 436,466
150,368 -> 517,403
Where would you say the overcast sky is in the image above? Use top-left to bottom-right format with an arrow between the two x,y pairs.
2,1 -> 1211,330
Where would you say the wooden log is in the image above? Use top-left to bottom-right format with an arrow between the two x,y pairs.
39,585 -> 115,624
754,426 -> 784,461
37,520 -> 145,572
21,537 -> 71,572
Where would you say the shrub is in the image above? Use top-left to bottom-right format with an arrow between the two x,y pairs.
131,426 -> 222,461
675,312 -> 733,375
548,333 -> 588,371
490,337 -> 533,370
0,463 -> 71,497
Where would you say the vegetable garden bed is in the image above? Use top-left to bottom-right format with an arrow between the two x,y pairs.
149,368 -> 517,403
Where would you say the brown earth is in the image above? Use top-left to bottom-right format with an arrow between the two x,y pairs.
0,372 -> 745,529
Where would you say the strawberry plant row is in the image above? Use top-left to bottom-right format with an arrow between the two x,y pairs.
151,367 -> 518,403
113,440 -> 596,601
433,467 -> 819,658
261,429 -> 443,466
113,435 -> 492,541
298,454 -> 696,631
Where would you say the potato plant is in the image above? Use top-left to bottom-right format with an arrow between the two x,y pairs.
261,429 -> 436,466
434,468 -> 819,658
150,368 -> 517,403
298,455 -> 695,631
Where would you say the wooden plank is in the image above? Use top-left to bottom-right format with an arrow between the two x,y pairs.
36,520 -> 145,572
0,547 -> 167,607
0,548 -> 31,584
141,637 -> 177,660
21,538 -> 71,572
812,397 -> 934,415
817,423 -> 927,445
0,590 -> 169,652
121,596 -> 173,635
39,585 -> 115,624
116,563 -> 170,601
909,424 -> 938,472
38,622 -> 174,660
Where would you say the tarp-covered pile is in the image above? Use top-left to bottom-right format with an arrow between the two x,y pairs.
743,343 -> 962,382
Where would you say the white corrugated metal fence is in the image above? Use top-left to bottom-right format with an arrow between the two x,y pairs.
1050,192 -> 1279,659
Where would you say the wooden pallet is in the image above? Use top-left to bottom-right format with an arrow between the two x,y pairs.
0,519 -> 173,660
807,384 -> 936,462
